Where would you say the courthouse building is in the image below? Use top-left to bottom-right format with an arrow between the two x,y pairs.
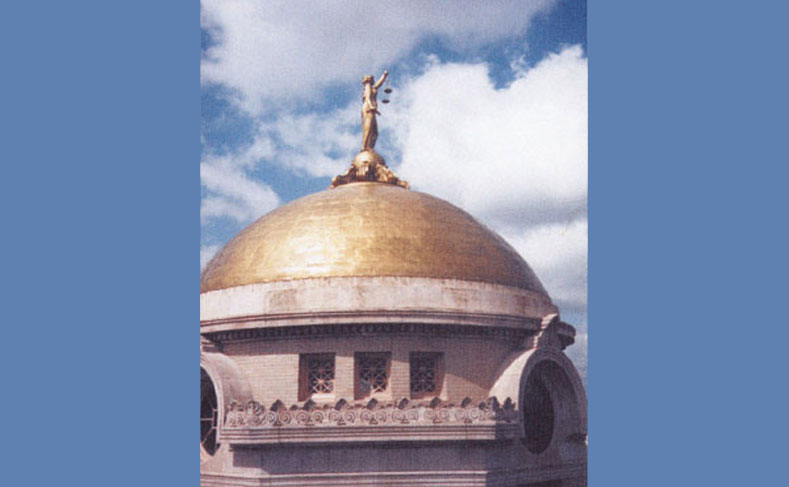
200,75 -> 587,486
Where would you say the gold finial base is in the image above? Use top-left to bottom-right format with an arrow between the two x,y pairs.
330,150 -> 409,189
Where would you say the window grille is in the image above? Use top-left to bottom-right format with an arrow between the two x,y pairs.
410,353 -> 441,396
306,354 -> 335,394
200,368 -> 218,456
356,353 -> 389,397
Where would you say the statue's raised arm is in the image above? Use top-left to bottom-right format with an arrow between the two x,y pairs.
373,70 -> 388,89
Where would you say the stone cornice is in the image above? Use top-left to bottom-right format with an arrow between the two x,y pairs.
200,309 -> 540,331
202,320 -> 536,344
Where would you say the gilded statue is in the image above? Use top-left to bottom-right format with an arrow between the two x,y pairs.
330,69 -> 408,189
361,70 -> 388,150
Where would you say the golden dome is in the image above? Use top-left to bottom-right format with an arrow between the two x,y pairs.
201,183 -> 548,295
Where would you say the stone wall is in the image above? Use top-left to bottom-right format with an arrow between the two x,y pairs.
220,334 -> 518,405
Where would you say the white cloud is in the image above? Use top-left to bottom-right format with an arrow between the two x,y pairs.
201,151 -> 280,224
201,0 -> 556,111
200,102 -> 360,225
395,46 -> 587,224
500,218 -> 587,311
259,104 -> 360,178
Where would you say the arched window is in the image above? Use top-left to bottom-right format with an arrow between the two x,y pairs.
200,368 -> 219,457
522,361 -> 556,454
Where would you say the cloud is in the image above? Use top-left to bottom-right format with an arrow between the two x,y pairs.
395,46 -> 587,225
200,98 -> 360,225
201,148 -> 281,224
500,218 -> 587,311
201,0 -> 556,111
258,104 -> 360,178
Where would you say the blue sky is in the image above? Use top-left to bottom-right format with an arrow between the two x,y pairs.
201,0 -> 587,377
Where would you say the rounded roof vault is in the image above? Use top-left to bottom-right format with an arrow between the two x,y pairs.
201,182 -> 548,296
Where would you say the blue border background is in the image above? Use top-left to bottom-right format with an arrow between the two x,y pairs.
589,1 -> 788,485
3,1 -> 197,484
2,1 -> 787,485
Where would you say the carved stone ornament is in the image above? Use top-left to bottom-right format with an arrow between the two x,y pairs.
525,313 -> 565,350
224,396 -> 517,429
330,149 -> 409,189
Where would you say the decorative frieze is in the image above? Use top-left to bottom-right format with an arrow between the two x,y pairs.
224,396 -> 518,429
